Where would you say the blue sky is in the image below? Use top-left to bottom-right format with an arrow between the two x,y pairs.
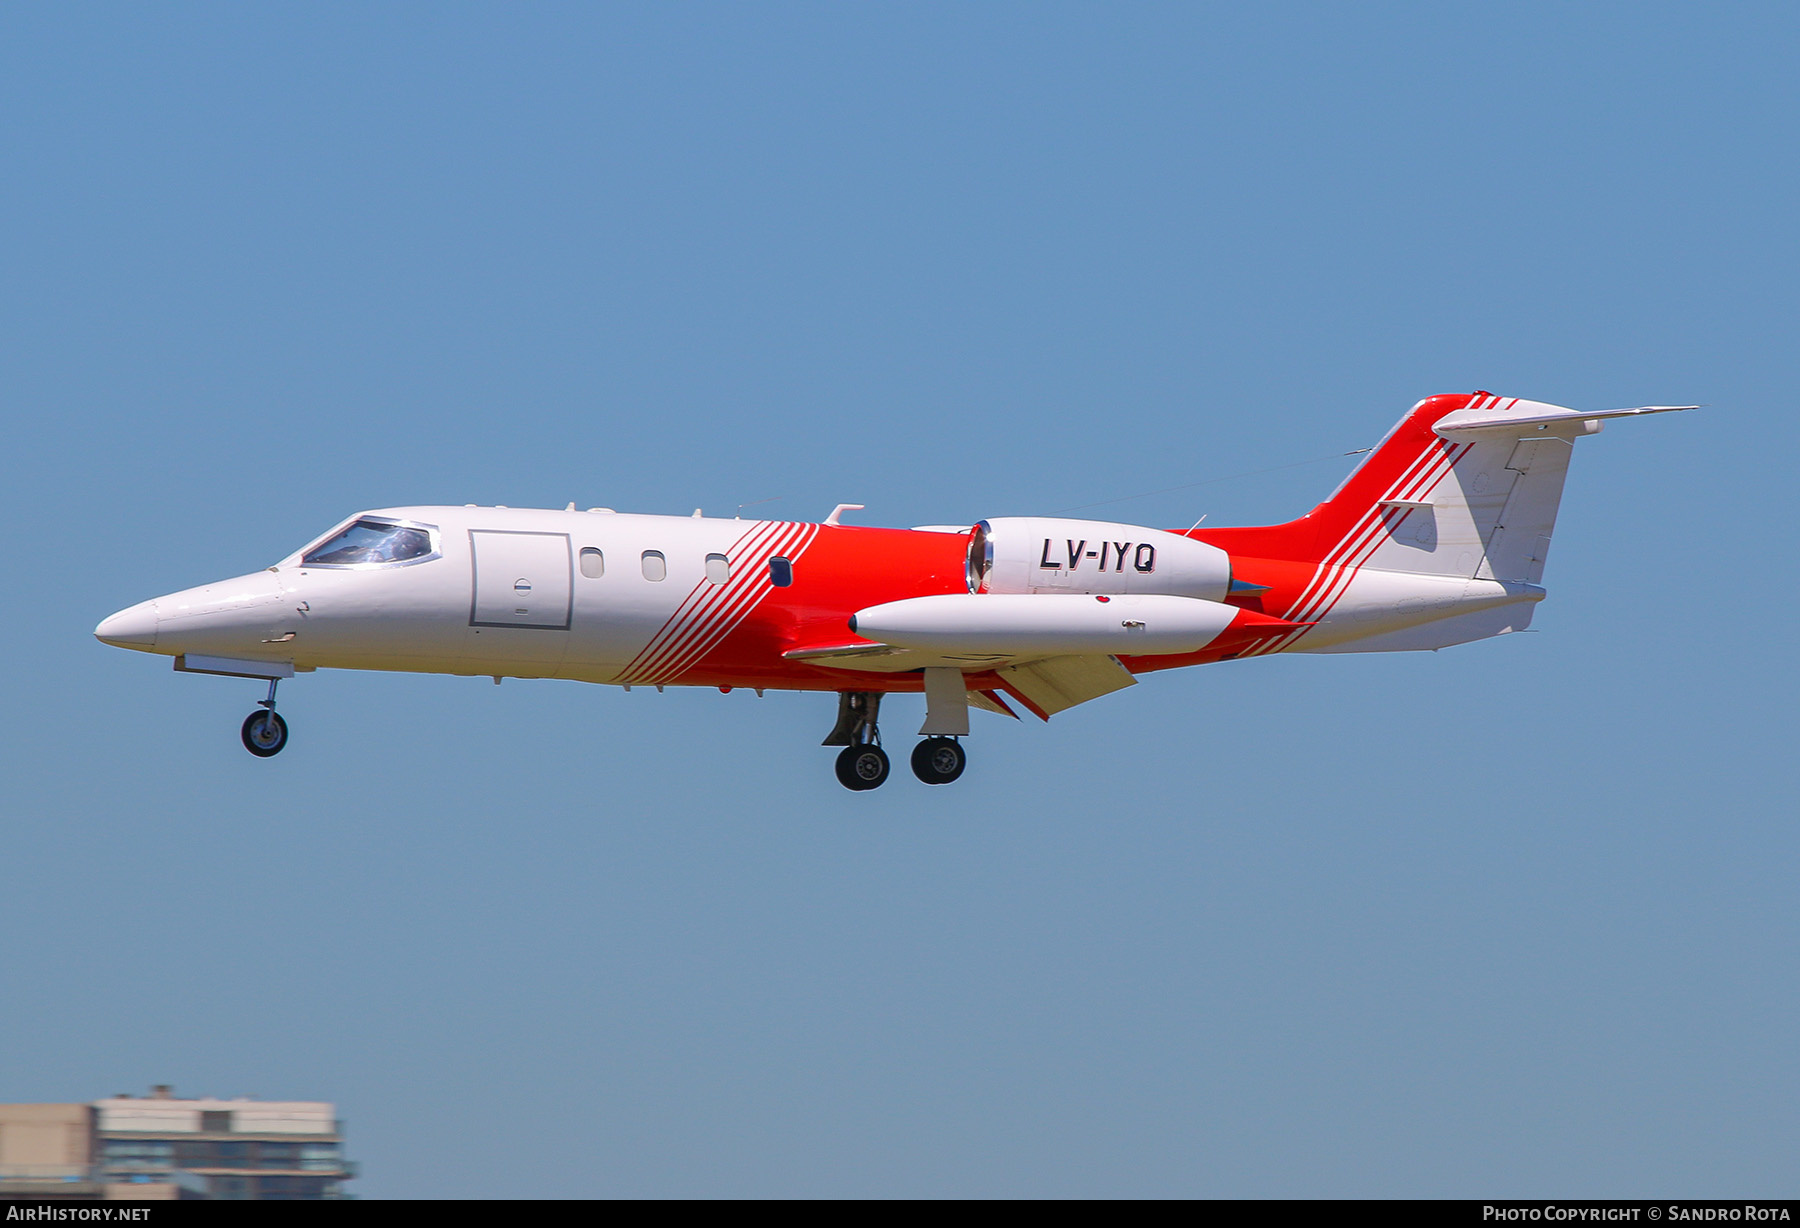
1,2 -> 1794,1197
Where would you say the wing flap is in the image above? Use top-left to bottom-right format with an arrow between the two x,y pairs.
968,688 -> 1018,719
996,655 -> 1136,719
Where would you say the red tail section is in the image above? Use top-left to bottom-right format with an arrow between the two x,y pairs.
1188,392 -> 1499,647
1195,393 -> 1483,567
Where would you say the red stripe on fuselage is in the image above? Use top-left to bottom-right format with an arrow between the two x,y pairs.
631,521 -> 797,677
646,523 -> 819,683
617,520 -> 785,684
664,524 -> 972,691
1270,434 -> 1455,635
620,521 -> 820,686
1258,438 -> 1469,652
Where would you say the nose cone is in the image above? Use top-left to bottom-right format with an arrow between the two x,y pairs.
95,600 -> 159,650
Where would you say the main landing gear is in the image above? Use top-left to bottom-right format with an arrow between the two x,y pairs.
822,689 -> 969,791
240,677 -> 289,758
835,743 -> 891,791
823,691 -> 888,791
910,737 -> 966,785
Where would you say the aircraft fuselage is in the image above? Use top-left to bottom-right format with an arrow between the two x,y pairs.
94,393 -> 1690,785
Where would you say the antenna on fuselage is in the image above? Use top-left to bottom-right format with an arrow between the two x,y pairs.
735,496 -> 781,520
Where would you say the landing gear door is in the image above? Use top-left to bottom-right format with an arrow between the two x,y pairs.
470,531 -> 573,630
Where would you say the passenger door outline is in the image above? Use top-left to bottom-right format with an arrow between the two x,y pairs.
469,530 -> 574,630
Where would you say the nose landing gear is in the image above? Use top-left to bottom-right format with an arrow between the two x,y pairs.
240,677 -> 289,757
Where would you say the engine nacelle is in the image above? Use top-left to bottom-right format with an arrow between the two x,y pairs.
967,517 -> 1232,601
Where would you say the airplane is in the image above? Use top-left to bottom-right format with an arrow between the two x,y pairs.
95,392 -> 1689,790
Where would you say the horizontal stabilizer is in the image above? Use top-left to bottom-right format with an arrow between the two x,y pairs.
1435,400 -> 1695,438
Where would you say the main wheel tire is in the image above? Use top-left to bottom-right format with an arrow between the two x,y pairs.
241,710 -> 289,758
834,744 -> 890,791
910,737 -> 966,784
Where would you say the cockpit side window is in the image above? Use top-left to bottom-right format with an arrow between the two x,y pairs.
302,519 -> 437,567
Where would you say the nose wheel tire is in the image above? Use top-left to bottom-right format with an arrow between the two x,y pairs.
241,710 -> 289,758
835,744 -> 890,791
910,737 -> 966,785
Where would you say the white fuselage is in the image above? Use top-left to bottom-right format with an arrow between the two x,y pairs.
98,506 -> 791,684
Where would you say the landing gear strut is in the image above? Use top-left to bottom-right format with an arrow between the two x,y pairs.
823,691 -> 889,791
240,677 -> 289,758
911,667 -> 969,785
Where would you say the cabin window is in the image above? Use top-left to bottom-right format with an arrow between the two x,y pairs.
641,550 -> 666,581
768,556 -> 793,587
579,547 -> 604,578
302,518 -> 435,567
705,553 -> 730,584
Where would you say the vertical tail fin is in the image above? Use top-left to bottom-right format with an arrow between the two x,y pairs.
1200,393 -> 1483,570
1339,393 -> 1579,586
1208,392 -> 1627,581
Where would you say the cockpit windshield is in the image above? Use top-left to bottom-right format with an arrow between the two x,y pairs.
302,518 -> 437,567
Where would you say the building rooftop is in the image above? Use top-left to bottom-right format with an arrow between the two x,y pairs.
0,1089 -> 354,1201
94,1094 -> 337,1137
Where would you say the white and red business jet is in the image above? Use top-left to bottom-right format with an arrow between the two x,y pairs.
96,393 -> 1687,789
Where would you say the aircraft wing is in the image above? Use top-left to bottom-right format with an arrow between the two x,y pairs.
782,640 -> 1014,672
784,637 -> 1139,721
993,655 -> 1137,718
